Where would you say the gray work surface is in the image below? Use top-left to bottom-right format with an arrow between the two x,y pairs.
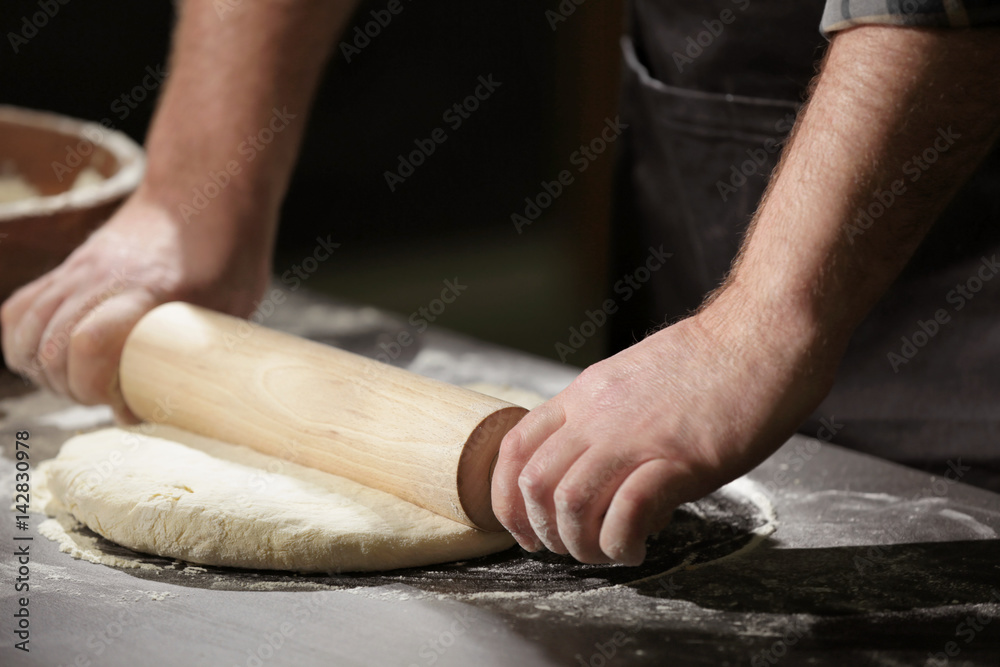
1,290 -> 999,667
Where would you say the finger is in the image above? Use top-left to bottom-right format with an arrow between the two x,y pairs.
600,459 -> 688,566
67,289 -> 159,409
491,401 -> 565,550
1,272 -> 53,362
3,277 -> 71,389
37,288 -> 110,396
1,274 -> 56,374
517,429 -> 590,554
554,448 -> 642,564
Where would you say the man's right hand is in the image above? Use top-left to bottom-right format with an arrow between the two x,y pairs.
0,191 -> 272,422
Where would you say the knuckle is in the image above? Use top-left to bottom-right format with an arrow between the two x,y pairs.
517,465 -> 546,500
500,425 -> 528,457
614,488 -> 652,524
553,484 -> 588,518
571,363 -> 629,409
67,329 -> 111,404
68,321 -> 105,361
576,362 -> 605,382
573,364 -> 608,393
37,332 -> 69,373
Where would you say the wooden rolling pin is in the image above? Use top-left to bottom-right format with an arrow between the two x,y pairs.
118,302 -> 527,531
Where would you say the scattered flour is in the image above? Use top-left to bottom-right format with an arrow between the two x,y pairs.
32,461 -> 163,571
37,404 -> 114,431
624,477 -> 777,586
37,516 -> 162,571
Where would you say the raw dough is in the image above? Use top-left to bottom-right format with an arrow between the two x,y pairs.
0,172 -> 39,203
0,166 -> 103,204
38,425 -> 514,572
37,383 -> 545,573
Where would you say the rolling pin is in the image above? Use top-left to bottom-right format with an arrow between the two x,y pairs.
118,302 -> 527,531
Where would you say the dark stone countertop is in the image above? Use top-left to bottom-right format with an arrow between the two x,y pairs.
2,289 -> 998,666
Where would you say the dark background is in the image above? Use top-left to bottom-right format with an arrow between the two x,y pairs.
2,0 -> 624,363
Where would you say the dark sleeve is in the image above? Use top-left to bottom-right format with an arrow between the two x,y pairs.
821,0 -> 1000,35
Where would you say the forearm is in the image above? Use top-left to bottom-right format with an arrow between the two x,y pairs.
709,26 -> 1000,357
493,24 -> 1000,566
140,0 -> 356,237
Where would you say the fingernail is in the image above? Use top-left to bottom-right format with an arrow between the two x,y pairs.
515,533 -> 542,552
613,542 -> 646,567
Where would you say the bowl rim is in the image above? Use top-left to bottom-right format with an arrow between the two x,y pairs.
0,105 -> 146,223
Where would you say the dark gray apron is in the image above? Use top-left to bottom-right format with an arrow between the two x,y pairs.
610,0 -> 1000,492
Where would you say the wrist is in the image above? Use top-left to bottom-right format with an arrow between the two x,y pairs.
133,166 -> 280,247
139,159 -> 282,230
108,188 -> 275,290
695,276 -> 844,391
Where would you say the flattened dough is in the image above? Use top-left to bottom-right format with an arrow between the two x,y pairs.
38,426 -> 511,572
38,384 -> 544,573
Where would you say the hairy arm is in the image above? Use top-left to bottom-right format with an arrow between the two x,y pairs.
143,0 -> 356,241
2,0 -> 356,419
714,25 -> 1000,354
492,25 -> 1000,565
